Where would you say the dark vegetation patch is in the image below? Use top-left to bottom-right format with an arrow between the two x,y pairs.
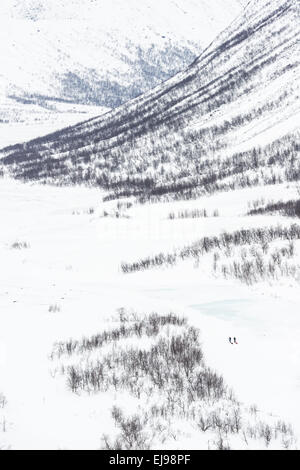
51,311 -> 296,449
0,2 -> 298,204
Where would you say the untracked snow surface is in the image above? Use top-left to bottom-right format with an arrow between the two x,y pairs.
0,177 -> 300,449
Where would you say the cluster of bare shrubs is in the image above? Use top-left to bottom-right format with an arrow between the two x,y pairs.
1,0 -> 297,194
246,420 -> 294,449
0,393 -> 7,436
52,312 -> 185,359
71,206 -> 131,219
0,393 -> 7,409
10,241 -> 30,249
1,30 -> 298,204
101,407 -> 160,450
72,207 -> 95,215
121,224 -> 300,279
116,201 -> 133,211
247,198 -> 267,212
53,313 -> 224,402
195,405 -> 290,449
168,208 -> 219,219
64,326 -> 225,402
101,200 -> 134,219
2,114 -> 298,206
51,311 -> 296,449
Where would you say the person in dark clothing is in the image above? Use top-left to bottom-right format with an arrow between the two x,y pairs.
229,337 -> 233,344
234,337 -> 238,344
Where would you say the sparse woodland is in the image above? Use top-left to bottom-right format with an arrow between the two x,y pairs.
51,312 -> 296,450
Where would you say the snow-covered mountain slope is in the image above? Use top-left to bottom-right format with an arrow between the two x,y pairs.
0,93 -> 108,149
0,0 -> 244,147
1,0 -> 298,202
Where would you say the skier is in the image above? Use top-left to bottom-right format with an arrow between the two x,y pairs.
229,337 -> 233,344
234,337 -> 238,344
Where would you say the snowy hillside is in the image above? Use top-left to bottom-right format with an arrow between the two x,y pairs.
0,0 -> 244,147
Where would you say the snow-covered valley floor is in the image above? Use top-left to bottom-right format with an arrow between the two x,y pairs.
0,177 -> 299,449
